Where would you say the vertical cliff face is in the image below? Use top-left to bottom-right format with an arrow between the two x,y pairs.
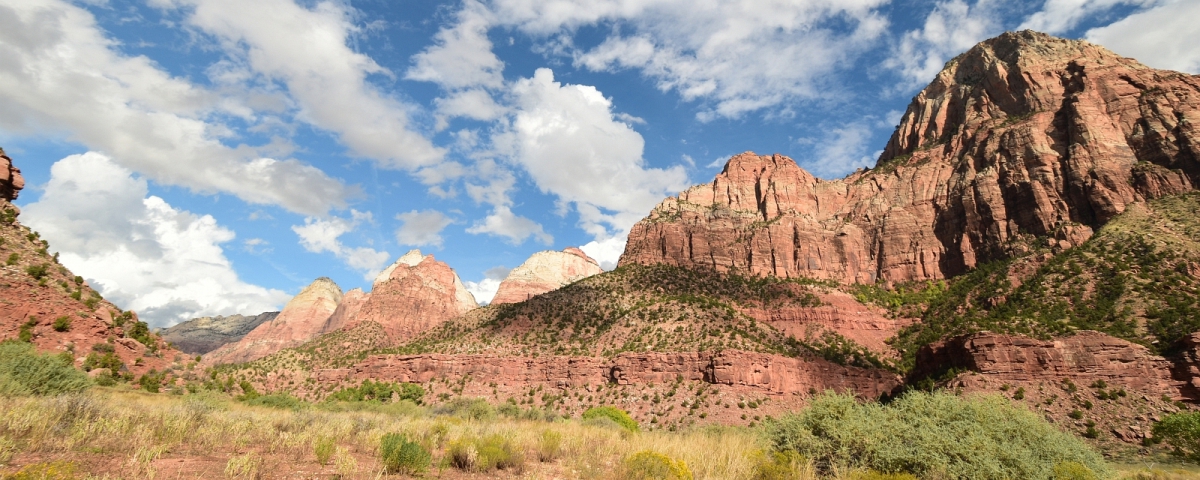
490,247 -> 604,305
0,148 -> 24,202
325,250 -> 477,345
202,278 -> 341,365
620,31 -> 1198,284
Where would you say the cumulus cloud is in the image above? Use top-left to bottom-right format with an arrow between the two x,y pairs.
488,0 -> 889,119
466,206 -> 553,245
292,211 -> 391,280
20,152 -> 290,328
0,0 -> 353,215
498,68 -> 689,236
154,0 -> 445,170
395,210 -> 456,248
798,122 -> 880,178
886,0 -> 1002,88
463,265 -> 511,305
580,236 -> 626,271
406,0 -> 504,90
1085,0 -> 1200,74
1020,0 -> 1157,35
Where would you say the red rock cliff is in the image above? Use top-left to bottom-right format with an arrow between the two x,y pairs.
491,247 -> 603,305
202,277 -> 341,365
620,31 -> 1198,284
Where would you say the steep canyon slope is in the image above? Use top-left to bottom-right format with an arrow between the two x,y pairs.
620,31 -> 1198,285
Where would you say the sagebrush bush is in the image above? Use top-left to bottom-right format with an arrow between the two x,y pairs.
765,391 -> 1111,479
1152,412 -> 1200,462
313,436 -> 335,465
244,393 -> 307,410
435,397 -> 496,420
583,405 -> 639,432
1053,461 -> 1097,480
750,450 -> 807,480
622,450 -> 693,480
0,340 -> 89,396
537,429 -> 562,462
380,432 -> 430,474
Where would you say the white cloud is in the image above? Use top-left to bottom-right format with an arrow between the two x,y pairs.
498,68 -> 690,236
406,0 -> 505,90
1020,0 -> 1156,35
489,0 -> 890,119
886,0 -> 1001,87
799,122 -> 879,178
292,210 -> 390,280
1085,0 -> 1200,74
395,210 -> 455,248
0,0 -> 353,215
466,206 -> 553,245
20,152 -> 290,328
434,89 -> 507,129
155,0 -> 445,170
580,236 -> 626,271
463,265 -> 511,305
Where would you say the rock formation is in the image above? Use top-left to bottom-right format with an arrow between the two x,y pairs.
323,250 -> 476,345
202,278 -> 341,365
0,148 -> 23,202
159,312 -> 279,355
491,247 -> 603,304
620,31 -> 1198,284
1,148 -> 177,377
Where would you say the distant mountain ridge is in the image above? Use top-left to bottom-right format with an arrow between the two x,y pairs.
159,312 -> 279,355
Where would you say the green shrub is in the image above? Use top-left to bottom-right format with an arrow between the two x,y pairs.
1152,412 -> 1200,462
237,380 -> 259,400
5,253 -> 17,265
750,450 -> 805,480
537,430 -> 562,462
436,397 -> 496,420
17,317 -> 36,343
765,391 -> 1110,479
846,472 -> 918,480
326,379 -> 424,404
313,437 -> 335,466
622,450 -> 693,480
52,316 -> 71,332
0,340 -> 90,396
5,460 -> 78,479
1053,461 -> 1097,480
582,405 -> 639,432
244,393 -> 306,410
138,370 -> 164,393
475,434 -> 524,471
25,264 -> 48,280
380,432 -> 430,475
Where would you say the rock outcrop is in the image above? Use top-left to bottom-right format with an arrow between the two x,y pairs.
159,312 -> 279,355
914,331 -> 1182,397
325,250 -> 476,344
202,278 -> 341,365
491,247 -> 603,304
1,149 -> 177,377
620,31 -> 1198,284
320,349 -> 900,398
0,149 -> 23,202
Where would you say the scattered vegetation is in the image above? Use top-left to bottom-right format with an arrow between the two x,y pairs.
0,340 -> 90,396
582,405 -> 640,432
1152,412 -> 1200,463
765,391 -> 1111,479
326,379 -> 424,404
380,432 -> 431,475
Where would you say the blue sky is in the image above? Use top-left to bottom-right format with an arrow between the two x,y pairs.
2,0 -> 1197,327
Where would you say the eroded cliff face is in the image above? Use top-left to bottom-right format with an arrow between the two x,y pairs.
0,149 -> 24,202
202,278 -> 341,365
491,247 -> 604,304
325,250 -> 477,345
159,312 -> 279,355
620,31 -> 1198,284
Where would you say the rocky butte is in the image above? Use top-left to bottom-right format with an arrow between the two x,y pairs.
490,247 -> 603,304
621,30 -> 1197,285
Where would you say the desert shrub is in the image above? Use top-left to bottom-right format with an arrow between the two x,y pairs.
475,433 -> 525,471
582,405 -> 639,432
237,380 -> 259,400
327,379 -> 424,404
622,450 -> 693,480
52,316 -> 71,332
138,370 -> 165,393
1053,461 -> 1097,480
5,460 -> 78,479
750,450 -> 806,480
6,253 -> 17,265
244,393 -> 306,410
0,340 -> 89,396
765,391 -> 1110,479
846,472 -> 918,480
24,264 -> 48,280
224,453 -> 261,478
380,432 -> 430,475
1152,412 -> 1200,462
436,397 -> 496,420
537,429 -> 563,462
313,436 -> 336,465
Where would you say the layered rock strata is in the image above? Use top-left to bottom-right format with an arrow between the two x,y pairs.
159,312 -> 279,355
203,278 -> 341,365
620,31 -> 1199,284
322,250 -> 476,344
318,350 -> 900,398
491,247 -> 603,304
914,331 -> 1183,397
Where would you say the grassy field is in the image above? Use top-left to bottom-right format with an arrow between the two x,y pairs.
1,387 -> 1196,479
